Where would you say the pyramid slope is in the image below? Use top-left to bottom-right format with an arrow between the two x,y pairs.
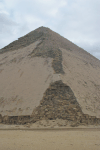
1,26 -> 100,67
0,27 -> 100,126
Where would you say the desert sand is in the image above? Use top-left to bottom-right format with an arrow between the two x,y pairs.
0,129 -> 100,150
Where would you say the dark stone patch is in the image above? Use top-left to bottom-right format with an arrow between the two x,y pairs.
0,114 -> 2,123
31,80 -> 83,122
0,27 -> 65,74
0,31 -> 43,53
30,45 -> 64,74
0,115 -> 31,125
0,80 -> 100,126
31,80 -> 100,126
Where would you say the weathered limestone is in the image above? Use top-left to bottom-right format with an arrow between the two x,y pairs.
31,80 -> 83,121
30,47 -> 64,74
0,80 -> 100,126
0,114 -> 2,123
0,27 -> 100,127
30,80 -> 100,126
0,115 -> 31,125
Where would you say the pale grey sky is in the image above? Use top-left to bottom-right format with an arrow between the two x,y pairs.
0,0 -> 100,60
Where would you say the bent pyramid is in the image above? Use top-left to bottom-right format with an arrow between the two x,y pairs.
0,26 -> 100,126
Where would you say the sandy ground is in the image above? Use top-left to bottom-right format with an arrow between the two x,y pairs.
0,129 -> 100,150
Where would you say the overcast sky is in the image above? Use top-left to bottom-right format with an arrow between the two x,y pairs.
0,0 -> 100,60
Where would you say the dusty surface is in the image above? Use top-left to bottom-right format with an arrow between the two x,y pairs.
0,26 -> 100,124
61,48 -> 100,117
0,130 -> 100,150
0,41 -> 59,116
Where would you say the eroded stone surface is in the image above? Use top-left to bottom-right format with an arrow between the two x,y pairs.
31,46 -> 64,74
31,80 -> 82,120
0,80 -> 100,126
0,27 -> 100,126
0,27 -> 66,74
